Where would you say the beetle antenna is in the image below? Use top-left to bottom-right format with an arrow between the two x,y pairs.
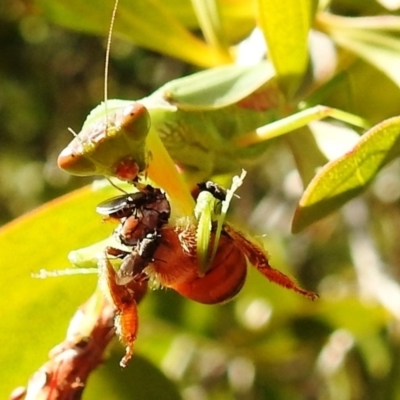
104,0 -> 119,130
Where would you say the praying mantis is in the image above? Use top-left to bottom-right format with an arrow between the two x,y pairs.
56,2 -> 368,217
58,61 -> 367,214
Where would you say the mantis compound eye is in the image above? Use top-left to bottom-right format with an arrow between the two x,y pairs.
57,141 -> 98,176
120,103 -> 151,142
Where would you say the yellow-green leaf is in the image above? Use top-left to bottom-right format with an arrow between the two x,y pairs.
292,116 -> 400,232
319,14 -> 400,88
256,0 -> 315,98
0,183 -> 120,396
36,0 -> 231,67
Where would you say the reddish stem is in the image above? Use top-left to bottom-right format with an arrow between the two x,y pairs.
10,294 -> 115,400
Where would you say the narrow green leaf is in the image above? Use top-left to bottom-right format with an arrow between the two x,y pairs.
329,29 -> 400,88
160,0 -> 256,44
319,14 -> 400,88
285,126 -> 328,187
292,116 -> 400,232
36,0 -> 231,67
190,0 -> 230,56
317,13 -> 400,34
256,0 -> 314,98
159,61 -> 275,109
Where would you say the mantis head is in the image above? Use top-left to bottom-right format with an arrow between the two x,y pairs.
58,100 -> 151,182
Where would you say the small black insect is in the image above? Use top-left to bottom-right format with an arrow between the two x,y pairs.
111,231 -> 162,286
197,181 -> 227,201
96,185 -> 160,219
97,185 -> 170,246
99,184 -> 170,286
116,194 -> 169,247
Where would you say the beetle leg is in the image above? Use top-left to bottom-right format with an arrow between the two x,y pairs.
115,252 -> 138,286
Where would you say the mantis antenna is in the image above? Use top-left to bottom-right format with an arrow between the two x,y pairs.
106,176 -> 129,194
103,0 -> 129,195
104,0 -> 119,126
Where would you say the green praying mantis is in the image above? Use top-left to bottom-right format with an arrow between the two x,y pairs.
58,60 -> 368,215
57,0 -> 368,216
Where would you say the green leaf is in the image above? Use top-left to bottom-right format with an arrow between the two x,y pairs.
35,0 -> 231,67
160,61 -> 275,109
331,30 -> 400,88
285,126 -> 328,187
320,14 -> 400,88
292,116 -> 400,232
190,0 -> 229,55
256,0 -> 314,98
0,183 -> 120,396
318,13 -> 400,33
